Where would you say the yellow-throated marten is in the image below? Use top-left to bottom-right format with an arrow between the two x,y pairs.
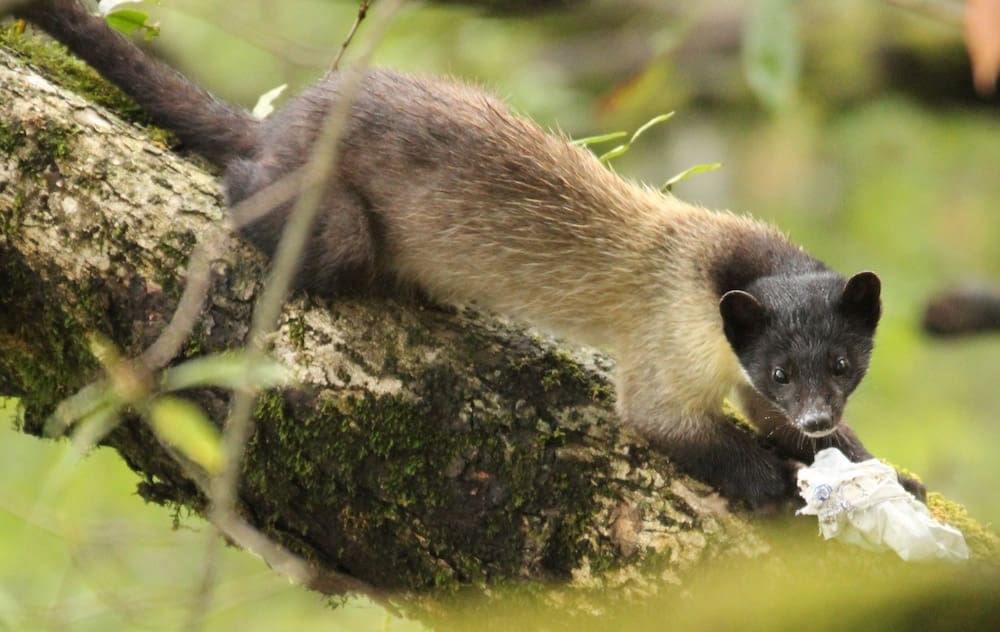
16,0 -> 925,508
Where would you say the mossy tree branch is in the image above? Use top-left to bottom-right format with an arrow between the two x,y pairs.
0,39 -> 996,608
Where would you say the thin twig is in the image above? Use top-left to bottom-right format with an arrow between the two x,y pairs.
206,0 -> 406,605
139,237 -> 221,371
172,0 -> 333,69
228,168 -> 306,229
331,0 -> 374,71
184,532 -> 222,632
148,425 -> 388,602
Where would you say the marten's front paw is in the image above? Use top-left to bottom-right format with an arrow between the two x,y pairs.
898,472 -> 927,503
724,456 -> 800,512
682,447 -> 799,512
654,424 -> 800,512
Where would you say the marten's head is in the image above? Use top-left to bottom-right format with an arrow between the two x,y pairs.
719,271 -> 881,437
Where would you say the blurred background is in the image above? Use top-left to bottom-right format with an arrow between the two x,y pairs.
1,0 -> 997,628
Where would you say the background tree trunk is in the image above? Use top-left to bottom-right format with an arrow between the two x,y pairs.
0,42 -> 995,608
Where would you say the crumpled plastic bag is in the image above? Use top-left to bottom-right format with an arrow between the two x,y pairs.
796,447 -> 969,562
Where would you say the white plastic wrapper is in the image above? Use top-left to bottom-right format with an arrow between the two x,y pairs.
796,448 -> 969,562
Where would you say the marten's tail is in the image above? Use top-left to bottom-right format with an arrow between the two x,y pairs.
16,0 -> 258,167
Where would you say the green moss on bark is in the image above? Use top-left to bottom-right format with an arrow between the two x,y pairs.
237,339 -> 618,593
928,493 -> 1000,560
3,21 -> 142,120
1,22 -> 172,144
0,251 -> 101,429
0,118 -> 77,178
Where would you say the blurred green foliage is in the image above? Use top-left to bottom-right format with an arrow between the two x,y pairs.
2,0 -> 998,627
0,398 -> 420,630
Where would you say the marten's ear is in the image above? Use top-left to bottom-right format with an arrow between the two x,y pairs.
839,272 -> 881,331
720,290 -> 766,354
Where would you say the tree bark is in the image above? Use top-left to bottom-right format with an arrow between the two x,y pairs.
0,42 -> 995,608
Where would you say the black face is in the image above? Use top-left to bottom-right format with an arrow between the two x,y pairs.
719,271 -> 881,438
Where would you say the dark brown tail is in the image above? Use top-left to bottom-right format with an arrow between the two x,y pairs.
16,0 -> 258,167
923,285 -> 1000,337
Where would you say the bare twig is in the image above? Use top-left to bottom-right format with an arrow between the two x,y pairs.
147,419 -> 388,602
172,0 -> 333,68
204,0 -> 406,608
228,168 -> 306,229
184,530 -> 223,631
139,238 -> 222,371
136,166 -> 309,372
331,0 -> 374,71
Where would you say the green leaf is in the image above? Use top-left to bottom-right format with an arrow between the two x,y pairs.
661,162 -> 724,192
598,112 -> 674,164
570,131 -> 627,147
597,143 -> 630,163
148,397 -> 225,474
743,0 -> 801,111
628,112 -> 674,145
105,9 -> 160,39
160,352 -> 289,393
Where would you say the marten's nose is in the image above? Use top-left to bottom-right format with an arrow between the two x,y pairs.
800,412 -> 834,437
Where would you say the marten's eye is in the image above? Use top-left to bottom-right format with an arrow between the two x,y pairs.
772,367 -> 789,384
833,357 -> 850,376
